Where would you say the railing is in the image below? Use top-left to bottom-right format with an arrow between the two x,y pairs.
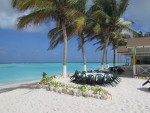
120,66 -> 133,71
135,65 -> 150,76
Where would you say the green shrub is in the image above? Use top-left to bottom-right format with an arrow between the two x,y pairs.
49,81 -> 66,88
52,75 -> 56,78
79,85 -> 87,92
40,76 -> 53,85
60,74 -> 63,77
91,86 -> 103,94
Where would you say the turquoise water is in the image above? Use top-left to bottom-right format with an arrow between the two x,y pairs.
0,63 -> 123,85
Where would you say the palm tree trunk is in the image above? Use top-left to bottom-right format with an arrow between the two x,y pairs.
100,49 -> 105,70
113,48 -> 116,67
62,23 -> 67,78
105,47 -> 109,69
80,35 -> 87,71
100,37 -> 109,70
82,45 -> 87,71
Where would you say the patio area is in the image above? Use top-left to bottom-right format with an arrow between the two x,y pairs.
118,37 -> 150,76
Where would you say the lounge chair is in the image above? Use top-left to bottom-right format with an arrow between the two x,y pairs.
142,78 -> 150,91
142,78 -> 150,86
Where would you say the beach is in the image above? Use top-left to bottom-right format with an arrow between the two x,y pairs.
1,0 -> 150,113
0,77 -> 149,113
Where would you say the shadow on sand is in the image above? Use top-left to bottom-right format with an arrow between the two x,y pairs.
0,82 -> 38,94
118,74 -> 134,79
137,87 -> 150,93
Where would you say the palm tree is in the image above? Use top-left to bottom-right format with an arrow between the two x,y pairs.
48,26 -> 87,72
48,0 -> 87,71
11,0 -> 85,77
69,0 -> 87,71
78,33 -> 87,71
105,47 -> 109,69
87,0 -> 138,70
111,32 -> 130,66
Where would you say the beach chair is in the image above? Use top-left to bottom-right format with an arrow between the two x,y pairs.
110,72 -> 121,84
76,74 -> 86,84
95,74 -> 105,85
70,70 -> 80,82
103,74 -> 116,86
142,78 -> 150,91
71,69 -> 121,86
86,74 -> 95,85
142,78 -> 150,86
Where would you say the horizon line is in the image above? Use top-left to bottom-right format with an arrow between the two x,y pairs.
0,62 -> 126,64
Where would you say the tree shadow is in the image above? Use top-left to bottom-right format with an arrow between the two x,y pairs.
137,87 -> 150,93
0,82 -> 38,94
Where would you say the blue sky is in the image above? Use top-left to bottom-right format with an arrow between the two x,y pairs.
0,0 -> 150,63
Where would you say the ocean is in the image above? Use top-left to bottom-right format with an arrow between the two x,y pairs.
0,63 -> 124,85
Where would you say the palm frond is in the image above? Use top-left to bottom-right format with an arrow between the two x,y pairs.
11,0 -> 53,11
118,0 -> 129,17
48,27 -> 62,40
17,8 -> 55,29
117,20 -> 134,27
91,10 -> 110,21
123,27 -> 141,37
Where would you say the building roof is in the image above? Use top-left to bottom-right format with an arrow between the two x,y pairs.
117,46 -> 128,53
127,37 -> 150,48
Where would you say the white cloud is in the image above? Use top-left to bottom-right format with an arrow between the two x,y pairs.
119,18 -> 125,22
0,0 -> 17,29
0,0 -> 48,32
0,11 -> 17,29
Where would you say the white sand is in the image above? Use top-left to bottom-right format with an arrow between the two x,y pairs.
0,77 -> 150,113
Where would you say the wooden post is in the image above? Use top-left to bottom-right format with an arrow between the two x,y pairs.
120,54 -> 122,65
132,47 -> 136,75
118,53 -> 120,66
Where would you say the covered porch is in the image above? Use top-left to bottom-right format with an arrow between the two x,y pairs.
117,37 -> 150,76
